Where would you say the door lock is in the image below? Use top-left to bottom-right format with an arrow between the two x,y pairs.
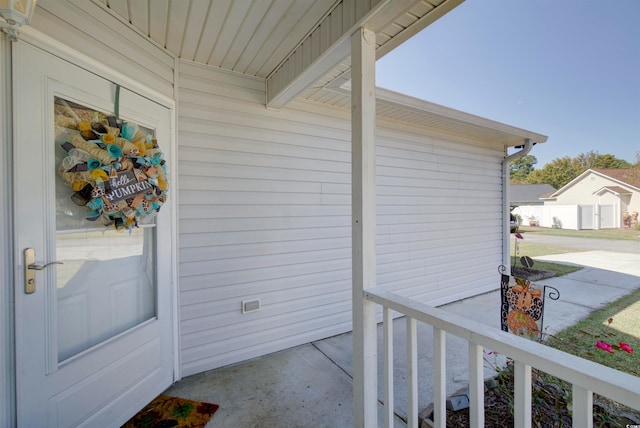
24,248 -> 63,294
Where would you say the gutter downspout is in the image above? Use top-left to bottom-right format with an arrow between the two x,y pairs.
502,139 -> 533,269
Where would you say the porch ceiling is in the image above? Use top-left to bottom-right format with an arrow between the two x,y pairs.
95,0 -> 463,105
98,0 -> 338,78
97,0 -> 453,76
93,0 -> 546,146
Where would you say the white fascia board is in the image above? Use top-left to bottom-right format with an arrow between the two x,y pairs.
373,0 -> 465,59
266,35 -> 351,111
267,0 -> 466,110
375,87 -> 549,146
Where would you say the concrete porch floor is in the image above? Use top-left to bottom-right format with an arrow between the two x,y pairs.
165,251 -> 640,427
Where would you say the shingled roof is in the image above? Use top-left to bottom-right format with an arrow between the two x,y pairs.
592,168 -> 640,189
511,184 -> 557,205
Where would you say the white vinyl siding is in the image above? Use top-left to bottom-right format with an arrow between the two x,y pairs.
178,61 -> 353,375
177,61 -> 504,375
376,126 -> 503,303
32,1 -> 175,98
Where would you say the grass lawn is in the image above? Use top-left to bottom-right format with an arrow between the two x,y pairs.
454,288 -> 640,425
476,289 -> 640,425
509,225 -> 640,277
548,287 -> 640,376
509,237 -> 583,277
530,260 -> 582,277
474,227 -> 640,424
519,225 -> 640,241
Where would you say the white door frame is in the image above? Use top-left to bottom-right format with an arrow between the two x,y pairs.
3,27 -> 180,426
1,34 -> 16,428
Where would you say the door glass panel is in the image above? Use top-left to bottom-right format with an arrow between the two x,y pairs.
54,97 -> 157,362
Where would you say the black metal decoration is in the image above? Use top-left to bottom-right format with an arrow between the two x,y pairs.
539,284 -> 561,340
499,265 -> 510,333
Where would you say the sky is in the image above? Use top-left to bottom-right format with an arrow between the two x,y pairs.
375,0 -> 640,168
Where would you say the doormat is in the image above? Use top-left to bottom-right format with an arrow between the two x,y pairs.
122,394 -> 219,428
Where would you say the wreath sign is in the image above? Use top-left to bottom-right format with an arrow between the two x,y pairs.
59,119 -> 168,231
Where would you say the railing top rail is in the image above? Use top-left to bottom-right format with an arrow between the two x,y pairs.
364,289 -> 640,411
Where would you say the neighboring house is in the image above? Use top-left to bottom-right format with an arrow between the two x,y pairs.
510,183 -> 556,206
515,168 -> 640,229
0,1 -> 549,426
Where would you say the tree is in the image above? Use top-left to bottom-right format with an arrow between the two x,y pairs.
525,151 -> 631,189
575,150 -> 631,169
509,154 -> 537,183
525,156 -> 581,189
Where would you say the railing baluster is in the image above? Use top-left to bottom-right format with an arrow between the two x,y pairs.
363,289 -> 640,425
383,307 -> 394,428
468,343 -> 484,428
572,384 -> 593,428
514,361 -> 532,428
407,317 -> 418,428
433,328 -> 446,428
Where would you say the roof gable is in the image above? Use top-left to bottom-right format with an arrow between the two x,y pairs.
591,168 -> 640,190
593,185 -> 633,196
549,168 -> 640,198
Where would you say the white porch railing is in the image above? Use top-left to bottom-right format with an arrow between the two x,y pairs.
364,289 -> 640,428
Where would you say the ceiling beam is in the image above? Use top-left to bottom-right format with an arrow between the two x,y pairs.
266,0 -> 465,110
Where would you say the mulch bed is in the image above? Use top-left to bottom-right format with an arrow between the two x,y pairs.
511,266 -> 555,281
424,366 -> 640,427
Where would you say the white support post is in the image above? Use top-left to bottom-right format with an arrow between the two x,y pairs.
407,317 -> 418,428
468,343 -> 484,428
351,26 -> 377,428
514,361 -> 532,428
383,308 -> 394,428
572,385 -> 593,428
433,328 -> 446,428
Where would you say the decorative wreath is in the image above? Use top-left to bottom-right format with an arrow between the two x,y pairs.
58,119 -> 168,231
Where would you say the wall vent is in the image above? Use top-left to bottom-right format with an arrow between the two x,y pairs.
242,299 -> 261,314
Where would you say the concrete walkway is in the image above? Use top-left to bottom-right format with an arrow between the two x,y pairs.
165,250 -> 640,427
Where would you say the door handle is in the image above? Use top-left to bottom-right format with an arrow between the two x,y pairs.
24,248 -> 63,294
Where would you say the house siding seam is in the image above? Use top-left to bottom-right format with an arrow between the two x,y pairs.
177,61 -> 504,375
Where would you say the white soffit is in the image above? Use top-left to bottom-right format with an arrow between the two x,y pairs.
93,0 -> 337,78
89,0 -> 465,107
304,81 -> 548,147
87,0 -> 540,143
376,88 -> 548,146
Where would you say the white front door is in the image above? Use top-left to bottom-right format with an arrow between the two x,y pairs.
13,42 -> 175,427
